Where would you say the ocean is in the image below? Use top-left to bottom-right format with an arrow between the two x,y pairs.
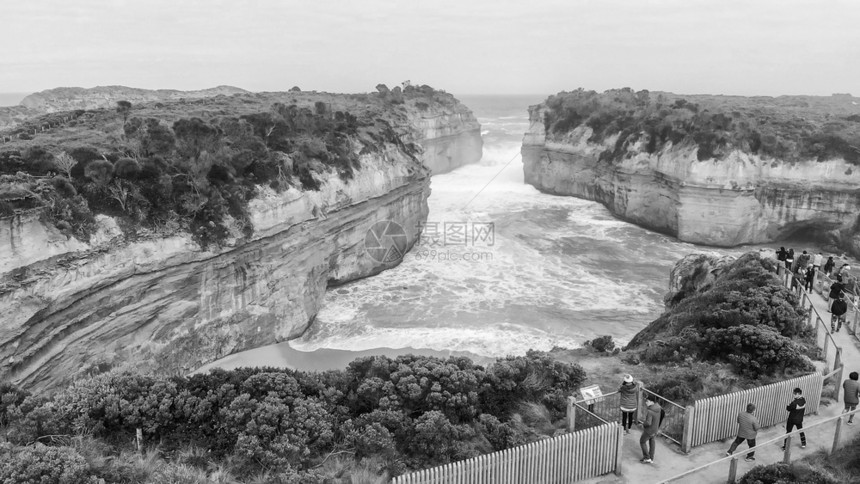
0,93 -> 29,107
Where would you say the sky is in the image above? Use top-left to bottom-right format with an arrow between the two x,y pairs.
2,0 -> 859,97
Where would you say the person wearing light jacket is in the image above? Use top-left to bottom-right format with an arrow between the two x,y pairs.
727,403 -> 759,462
782,387 -> 807,450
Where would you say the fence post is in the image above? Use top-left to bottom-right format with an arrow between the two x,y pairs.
614,424 -> 624,476
834,352 -> 844,402
831,416 -> 843,455
783,435 -> 792,463
727,457 -> 738,483
682,405 -> 694,453
638,386 -> 647,424
567,396 -> 576,433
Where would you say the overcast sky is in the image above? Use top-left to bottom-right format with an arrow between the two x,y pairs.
2,0 -> 858,96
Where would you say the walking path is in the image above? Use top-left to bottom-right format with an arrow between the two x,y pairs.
583,279 -> 860,484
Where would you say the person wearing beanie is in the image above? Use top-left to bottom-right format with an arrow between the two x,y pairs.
782,388 -> 807,450
618,374 -> 638,435
844,372 -> 860,425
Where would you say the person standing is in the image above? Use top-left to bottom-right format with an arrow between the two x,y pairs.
824,256 -> 835,276
639,396 -> 663,464
827,278 -> 846,307
843,371 -> 860,425
832,293 -> 848,333
777,247 -> 787,263
785,249 -> 795,270
618,374 -> 638,435
813,252 -> 823,271
804,265 -> 815,292
782,388 -> 807,450
726,403 -> 759,462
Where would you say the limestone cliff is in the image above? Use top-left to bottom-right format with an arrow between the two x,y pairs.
523,89 -> 860,256
0,86 -> 480,391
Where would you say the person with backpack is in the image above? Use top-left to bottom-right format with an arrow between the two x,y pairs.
843,371 -> 860,425
726,403 -> 759,462
795,250 -> 810,272
827,278 -> 846,307
782,388 -> 807,450
777,247 -> 787,262
639,395 -> 664,464
832,293 -> 848,333
618,374 -> 639,435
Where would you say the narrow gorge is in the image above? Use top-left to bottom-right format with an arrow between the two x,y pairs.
0,85 -> 482,391
522,89 -> 860,257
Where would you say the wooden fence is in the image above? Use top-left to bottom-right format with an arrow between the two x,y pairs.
683,372 -> 823,450
391,423 -> 623,484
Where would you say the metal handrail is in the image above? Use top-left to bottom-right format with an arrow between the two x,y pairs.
642,387 -> 685,411
658,407 -> 860,483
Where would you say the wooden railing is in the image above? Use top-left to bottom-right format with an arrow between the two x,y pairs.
660,406 -> 860,484
391,422 -> 623,484
682,373 -> 823,451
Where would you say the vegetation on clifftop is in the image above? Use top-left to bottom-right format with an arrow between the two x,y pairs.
622,252 -> 816,403
0,352 -> 584,483
541,88 -> 860,164
0,84 -> 459,248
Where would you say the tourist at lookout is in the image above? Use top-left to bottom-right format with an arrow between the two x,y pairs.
639,395 -> 663,464
777,247 -> 787,262
831,293 -> 848,333
782,387 -> 807,450
824,256 -> 835,276
813,252 -> 823,270
794,250 -> 810,272
843,372 -> 860,425
827,278 -> 846,307
785,249 -> 795,270
618,374 -> 638,435
804,265 -> 815,292
824,255 -> 836,276
726,403 -> 759,462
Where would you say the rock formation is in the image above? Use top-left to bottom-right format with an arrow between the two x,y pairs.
0,86 -> 481,391
523,89 -> 860,257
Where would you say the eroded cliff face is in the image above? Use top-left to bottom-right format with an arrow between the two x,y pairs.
1,150 -> 428,390
0,88 -> 482,391
523,108 -> 860,254
403,111 -> 483,174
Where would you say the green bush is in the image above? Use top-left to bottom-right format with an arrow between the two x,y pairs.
739,462 -> 838,484
0,443 -> 97,484
703,325 -> 814,378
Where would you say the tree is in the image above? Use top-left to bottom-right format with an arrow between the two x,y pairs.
53,151 -> 78,179
116,100 -> 132,123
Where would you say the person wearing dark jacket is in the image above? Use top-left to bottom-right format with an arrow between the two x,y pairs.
831,294 -> 848,333
618,374 -> 638,435
843,372 -> 860,425
824,256 -> 835,275
827,279 -> 846,306
804,265 -> 815,291
782,387 -> 807,449
639,396 -> 663,464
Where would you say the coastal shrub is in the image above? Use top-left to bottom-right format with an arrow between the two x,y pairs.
738,462 -> 838,484
0,443 -> 96,484
703,325 -> 814,378
83,158 -> 114,185
114,157 -> 141,179
648,368 -> 704,405
586,335 -> 615,353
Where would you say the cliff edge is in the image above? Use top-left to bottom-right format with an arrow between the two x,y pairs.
0,84 -> 481,390
522,88 -> 860,257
